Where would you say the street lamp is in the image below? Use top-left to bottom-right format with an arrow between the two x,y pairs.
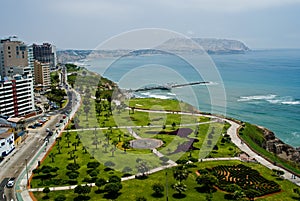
25,158 -> 29,188
166,170 -> 169,201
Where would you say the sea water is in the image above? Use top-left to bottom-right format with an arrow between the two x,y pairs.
85,49 -> 300,147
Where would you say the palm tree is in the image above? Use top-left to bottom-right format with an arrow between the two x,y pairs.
72,142 -> 77,151
57,145 -> 62,154
68,150 -> 74,159
117,133 -> 122,142
102,143 -> 109,153
172,182 -> 187,195
173,166 -> 189,182
112,140 -> 118,148
110,147 -> 116,157
65,130 -> 71,140
122,141 -> 130,153
73,154 -> 78,164
92,137 -> 99,149
49,153 -> 55,163
66,139 -> 71,148
82,146 -> 88,154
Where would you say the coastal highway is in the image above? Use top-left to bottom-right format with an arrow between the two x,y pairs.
0,89 -> 76,201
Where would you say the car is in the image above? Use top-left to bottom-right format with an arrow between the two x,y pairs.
6,178 -> 15,188
46,128 -> 50,132
28,125 -> 36,129
59,119 -> 64,123
55,123 -> 60,127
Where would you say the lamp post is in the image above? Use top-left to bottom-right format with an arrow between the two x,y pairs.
25,158 -> 29,188
166,170 -> 169,201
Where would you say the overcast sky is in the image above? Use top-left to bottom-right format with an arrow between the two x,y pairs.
1,0 -> 300,49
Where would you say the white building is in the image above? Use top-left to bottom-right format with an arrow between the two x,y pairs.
0,74 -> 35,117
0,127 -> 14,157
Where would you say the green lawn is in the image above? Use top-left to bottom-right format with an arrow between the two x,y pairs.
239,123 -> 300,175
33,160 -> 300,201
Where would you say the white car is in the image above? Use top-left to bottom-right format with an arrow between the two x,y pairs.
6,179 -> 14,188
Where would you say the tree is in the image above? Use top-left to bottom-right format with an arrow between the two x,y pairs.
232,190 -> 246,200
110,147 -> 116,157
95,178 -> 107,191
152,183 -> 164,196
102,143 -> 109,152
72,142 -> 77,151
57,145 -> 62,154
196,174 -> 218,192
122,141 -> 130,153
66,139 -> 71,148
54,195 -> 66,201
136,160 -> 150,176
173,166 -> 189,182
104,182 -> 122,195
49,153 -> 55,163
109,175 -> 121,183
43,187 -> 50,199
172,182 -> 187,195
171,122 -> 176,130
294,188 -> 300,198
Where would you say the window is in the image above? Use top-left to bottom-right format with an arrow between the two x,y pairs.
7,46 -> 10,50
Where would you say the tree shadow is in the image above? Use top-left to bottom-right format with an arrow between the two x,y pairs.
151,193 -> 164,198
74,195 -> 90,201
172,193 -> 186,199
94,189 -> 105,194
103,192 -> 121,199
194,186 -> 217,193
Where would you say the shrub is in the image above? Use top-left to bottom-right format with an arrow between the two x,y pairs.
87,161 -> 100,169
67,163 -> 80,171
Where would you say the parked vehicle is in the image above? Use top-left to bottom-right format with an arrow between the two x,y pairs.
6,178 -> 15,188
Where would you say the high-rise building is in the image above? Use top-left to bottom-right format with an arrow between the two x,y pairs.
32,43 -> 57,70
0,37 -> 29,78
34,60 -> 50,87
0,74 -> 35,117
27,45 -> 35,82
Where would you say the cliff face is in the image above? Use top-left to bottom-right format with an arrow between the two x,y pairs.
57,38 -> 250,63
262,128 -> 300,164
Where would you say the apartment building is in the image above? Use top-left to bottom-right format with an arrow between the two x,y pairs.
0,37 -> 28,78
32,43 -> 57,70
34,60 -> 51,87
0,74 -> 35,117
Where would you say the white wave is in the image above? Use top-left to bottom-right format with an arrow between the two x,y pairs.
238,94 -> 300,105
205,81 -> 219,86
281,101 -> 300,105
237,94 -> 277,102
167,92 -> 176,96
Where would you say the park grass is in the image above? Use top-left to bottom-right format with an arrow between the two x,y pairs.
128,98 -> 198,113
239,123 -> 300,175
33,160 -> 300,201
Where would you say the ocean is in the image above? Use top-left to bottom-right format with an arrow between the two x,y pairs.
84,49 -> 300,147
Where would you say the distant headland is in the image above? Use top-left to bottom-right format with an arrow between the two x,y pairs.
57,38 -> 250,63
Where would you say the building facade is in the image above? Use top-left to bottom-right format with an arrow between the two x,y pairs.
0,127 -> 14,157
32,43 -> 57,70
34,60 -> 51,87
0,74 -> 35,117
0,37 -> 28,78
